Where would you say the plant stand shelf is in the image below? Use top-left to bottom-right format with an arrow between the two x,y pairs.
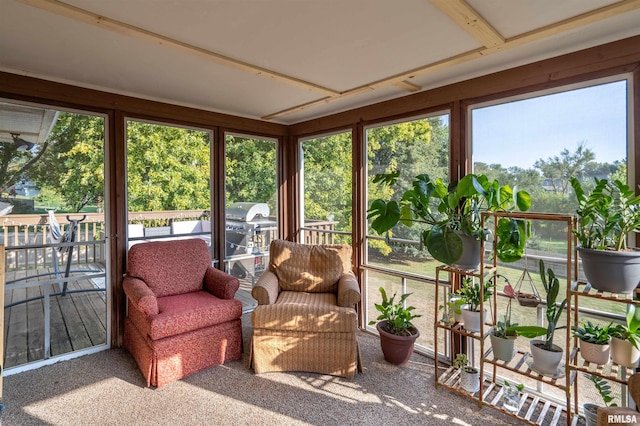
483,348 -> 577,391
570,280 -> 640,303
437,365 -> 574,425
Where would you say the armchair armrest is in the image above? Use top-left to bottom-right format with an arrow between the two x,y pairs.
204,267 -> 239,300
123,276 -> 159,316
337,271 -> 360,308
252,270 -> 279,305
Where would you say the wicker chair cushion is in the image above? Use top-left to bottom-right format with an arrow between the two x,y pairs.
269,240 -> 352,293
252,291 -> 357,333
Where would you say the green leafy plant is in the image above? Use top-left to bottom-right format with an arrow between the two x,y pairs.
503,380 -> 524,392
571,177 -> 640,251
572,320 -> 613,345
492,278 -> 518,338
510,260 -> 567,350
457,277 -> 493,312
369,287 -> 421,336
609,304 -> 640,350
367,173 -> 531,265
453,353 -> 477,373
584,374 -> 617,407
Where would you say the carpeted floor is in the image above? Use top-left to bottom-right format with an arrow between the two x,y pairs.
1,314 -> 517,425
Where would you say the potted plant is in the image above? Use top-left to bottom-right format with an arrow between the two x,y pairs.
609,304 -> 640,368
368,172 -> 532,269
572,320 -> 614,365
454,353 -> 480,393
369,287 -> 421,365
511,260 -> 567,375
583,374 -> 617,426
502,380 -> 524,414
571,177 -> 640,294
490,279 -> 518,362
457,277 -> 493,333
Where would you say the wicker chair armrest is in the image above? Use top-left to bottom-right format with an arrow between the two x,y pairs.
252,270 -> 280,305
123,276 -> 159,316
337,271 -> 361,308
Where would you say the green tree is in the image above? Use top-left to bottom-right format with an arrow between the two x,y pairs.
302,132 -> 352,233
127,122 -> 210,211
29,112 -> 105,212
533,143 -> 595,194
367,116 -> 449,254
225,135 -> 277,211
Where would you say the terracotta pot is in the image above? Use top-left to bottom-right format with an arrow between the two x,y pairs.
530,340 -> 563,375
376,321 -> 420,365
579,339 -> 611,365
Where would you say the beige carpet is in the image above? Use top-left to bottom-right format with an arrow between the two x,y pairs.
1,314 -> 517,425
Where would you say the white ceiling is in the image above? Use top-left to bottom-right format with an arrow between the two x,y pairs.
1,0 -> 640,125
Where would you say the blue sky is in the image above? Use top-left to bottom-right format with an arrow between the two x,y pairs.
472,80 -> 628,170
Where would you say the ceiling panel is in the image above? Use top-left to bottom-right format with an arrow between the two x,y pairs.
2,0 -> 640,125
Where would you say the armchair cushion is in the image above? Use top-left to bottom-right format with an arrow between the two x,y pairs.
251,291 -> 357,333
127,239 -> 211,297
143,290 -> 242,341
269,239 -> 352,293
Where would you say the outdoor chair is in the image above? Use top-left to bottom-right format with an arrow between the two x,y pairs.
250,239 -> 361,378
123,238 -> 242,388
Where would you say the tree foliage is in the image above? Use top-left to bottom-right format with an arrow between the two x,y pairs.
126,122 -> 210,211
225,135 -> 277,211
302,132 -> 352,232
29,112 -> 105,212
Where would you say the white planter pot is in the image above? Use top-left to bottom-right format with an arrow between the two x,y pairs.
583,403 -> 599,426
530,340 -> 563,375
611,336 -> 640,368
461,309 -> 486,333
460,367 -> 480,393
579,339 -> 611,365
490,332 -> 516,362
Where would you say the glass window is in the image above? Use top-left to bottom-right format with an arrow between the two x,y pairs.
1,101 -> 109,371
126,120 -> 212,247
224,133 -> 278,298
300,131 -> 352,245
366,114 -> 451,277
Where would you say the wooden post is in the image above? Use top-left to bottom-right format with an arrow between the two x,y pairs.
0,245 -> 4,398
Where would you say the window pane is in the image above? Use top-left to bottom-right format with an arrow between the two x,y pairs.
2,102 -> 108,370
366,114 -> 450,275
126,120 -> 211,248
300,131 -> 352,245
224,133 -> 277,299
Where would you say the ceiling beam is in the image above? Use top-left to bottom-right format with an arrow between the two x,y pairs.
428,0 -> 504,48
16,0 -> 341,97
264,0 -> 640,120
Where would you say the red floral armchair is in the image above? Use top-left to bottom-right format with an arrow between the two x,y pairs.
123,238 -> 242,388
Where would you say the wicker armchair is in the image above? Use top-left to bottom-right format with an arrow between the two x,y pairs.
123,238 -> 243,388
250,239 -> 361,378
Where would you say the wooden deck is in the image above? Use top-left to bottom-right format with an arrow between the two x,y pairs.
4,265 -> 107,369
3,265 -> 257,370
